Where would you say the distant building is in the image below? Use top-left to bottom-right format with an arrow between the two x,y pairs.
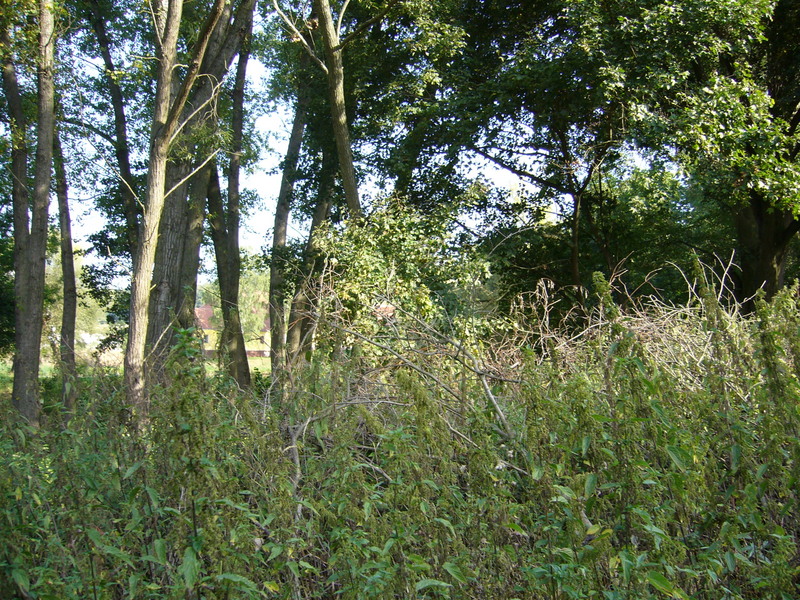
195,304 -> 219,356
194,304 -> 270,358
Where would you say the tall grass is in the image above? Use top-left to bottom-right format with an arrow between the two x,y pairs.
1,278 -> 798,599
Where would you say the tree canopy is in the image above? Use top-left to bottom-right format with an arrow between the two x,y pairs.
0,0 -> 798,415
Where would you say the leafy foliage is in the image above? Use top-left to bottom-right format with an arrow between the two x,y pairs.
2,276 -> 800,598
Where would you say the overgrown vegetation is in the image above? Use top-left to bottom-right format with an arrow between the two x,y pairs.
2,273 -> 798,599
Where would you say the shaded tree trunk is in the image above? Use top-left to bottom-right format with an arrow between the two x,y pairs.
219,24 -> 252,389
146,163 -> 196,372
177,173 -> 207,331
286,165 -> 334,361
55,132 -> 78,415
270,82 -> 310,377
1,0 -> 56,425
84,0 -> 140,256
207,163 -> 251,388
734,195 -> 800,311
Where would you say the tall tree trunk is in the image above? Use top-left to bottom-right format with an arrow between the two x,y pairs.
221,24 -> 252,388
55,132 -> 78,415
125,0 -> 226,411
177,173 -> 208,331
143,0 -> 255,381
734,194 -> 800,311
1,1 -> 56,425
286,162 -> 334,361
146,162 -> 194,373
84,0 -> 140,256
569,192 -> 582,289
314,0 -> 362,218
270,85 -> 310,376
207,163 -> 251,388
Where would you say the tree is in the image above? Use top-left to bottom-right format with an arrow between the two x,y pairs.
576,0 -> 799,306
145,0 -> 256,382
270,0 -> 404,219
81,0 -> 141,256
124,0 -> 228,412
1,0 -> 57,425
207,13 -> 254,389
54,131 -> 78,414
268,69 -> 310,376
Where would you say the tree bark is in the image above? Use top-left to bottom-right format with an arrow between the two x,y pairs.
177,174 -> 207,331
125,0 -> 226,412
55,132 -> 78,415
314,0 -> 362,218
286,165 -> 334,361
142,0 -> 255,383
208,163 -> 251,388
146,162 -> 195,372
270,83 -> 310,376
734,194 -> 800,311
221,28 -> 253,388
2,1 -> 56,425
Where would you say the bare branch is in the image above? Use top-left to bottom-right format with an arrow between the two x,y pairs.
468,145 -> 571,194
164,149 -> 221,200
335,0 -> 401,52
272,0 -> 329,74
336,0 -> 351,35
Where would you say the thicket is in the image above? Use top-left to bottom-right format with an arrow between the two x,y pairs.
2,273 -> 799,599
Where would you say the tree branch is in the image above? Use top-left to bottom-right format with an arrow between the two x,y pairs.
272,0 -> 328,74
468,145 -> 571,194
164,0 -> 227,136
60,116 -> 117,146
334,0 -> 401,52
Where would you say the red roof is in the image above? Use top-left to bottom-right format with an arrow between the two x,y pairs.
195,304 -> 216,330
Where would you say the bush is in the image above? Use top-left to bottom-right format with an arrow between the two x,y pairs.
1,278 -> 799,598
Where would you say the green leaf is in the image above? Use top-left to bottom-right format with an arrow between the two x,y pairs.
179,547 -> 201,589
215,573 -> 258,590
128,574 -> 140,597
287,561 -> 300,578
123,461 -> 143,479
443,561 -> 468,583
553,485 -> 577,500
666,445 -> 692,472
433,517 -> 456,538
154,538 -> 167,565
415,578 -> 453,592
267,544 -> 283,562
87,528 -> 103,547
505,522 -> 528,537
647,571 -> 675,594
584,473 -> 598,497
724,551 -> 736,572
730,444 -> 741,473
646,571 -> 687,598
11,568 -> 29,593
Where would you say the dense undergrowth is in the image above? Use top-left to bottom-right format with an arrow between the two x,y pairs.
1,276 -> 799,599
